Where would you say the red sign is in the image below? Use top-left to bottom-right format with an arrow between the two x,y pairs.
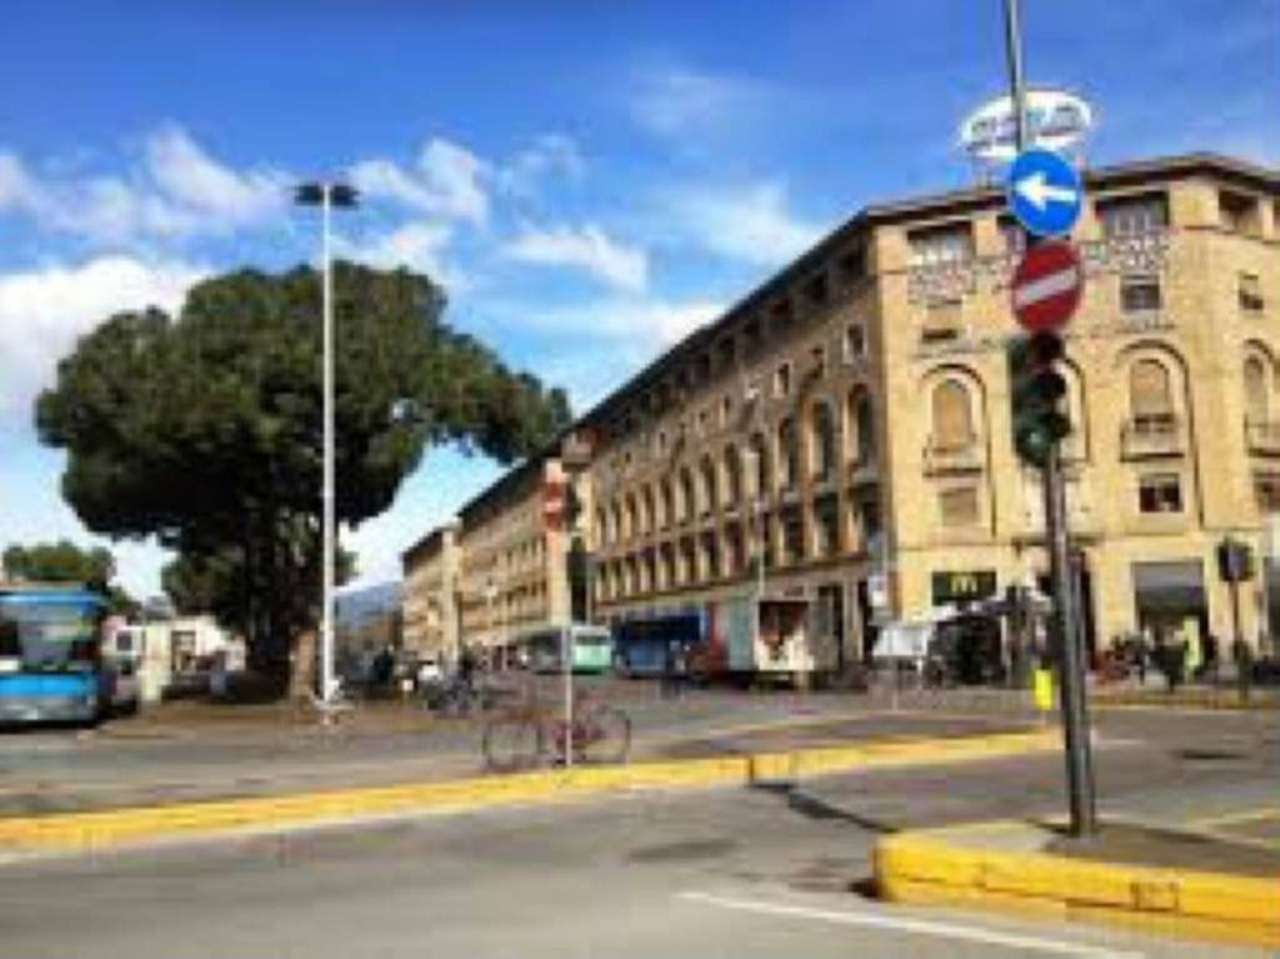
1011,240 -> 1083,333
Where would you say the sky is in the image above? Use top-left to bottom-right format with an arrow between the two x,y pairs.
0,0 -> 1276,599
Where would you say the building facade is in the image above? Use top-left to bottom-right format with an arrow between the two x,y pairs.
401,520 -> 461,664
406,153 -> 1280,672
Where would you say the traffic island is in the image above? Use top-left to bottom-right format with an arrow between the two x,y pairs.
874,818 -> 1280,949
0,728 -> 1058,861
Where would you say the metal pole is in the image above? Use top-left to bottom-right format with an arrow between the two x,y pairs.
321,185 -> 336,704
1004,0 -> 1096,836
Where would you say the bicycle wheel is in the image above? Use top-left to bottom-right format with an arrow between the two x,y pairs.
482,717 -> 542,773
576,705 -> 631,765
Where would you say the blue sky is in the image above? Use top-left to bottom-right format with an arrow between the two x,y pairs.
0,0 -> 1276,598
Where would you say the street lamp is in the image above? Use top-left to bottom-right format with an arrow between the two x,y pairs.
295,180 -> 359,704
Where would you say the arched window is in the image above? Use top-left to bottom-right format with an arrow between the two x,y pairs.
724,445 -> 742,504
611,502 -> 624,544
778,417 -> 798,488
811,403 -> 836,481
1244,356 -> 1269,425
594,508 -> 606,546
1129,359 -> 1173,426
679,468 -> 695,522
749,432 -> 770,498
931,380 -> 974,449
660,480 -> 674,529
624,495 -> 637,541
641,485 -> 655,533
700,456 -> 718,514
848,389 -> 876,463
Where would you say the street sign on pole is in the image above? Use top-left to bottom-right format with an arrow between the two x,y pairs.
1007,147 -> 1083,237
1011,240 -> 1084,333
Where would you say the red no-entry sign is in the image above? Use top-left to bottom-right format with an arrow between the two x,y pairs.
1011,240 -> 1083,333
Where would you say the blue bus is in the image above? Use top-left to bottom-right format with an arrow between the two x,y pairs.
0,586 -> 107,724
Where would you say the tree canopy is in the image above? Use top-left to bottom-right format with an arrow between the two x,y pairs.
2,540 -> 138,615
37,261 -> 572,681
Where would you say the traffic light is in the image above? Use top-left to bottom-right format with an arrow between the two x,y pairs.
1008,331 -> 1071,468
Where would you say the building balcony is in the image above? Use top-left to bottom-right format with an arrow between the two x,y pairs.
922,437 -> 984,475
1245,418 -> 1280,456
1120,415 -> 1184,460
846,455 -> 880,487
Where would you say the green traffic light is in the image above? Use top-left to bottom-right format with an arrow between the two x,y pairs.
1008,332 -> 1072,468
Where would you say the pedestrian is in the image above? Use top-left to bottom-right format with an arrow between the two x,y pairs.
1133,632 -> 1148,685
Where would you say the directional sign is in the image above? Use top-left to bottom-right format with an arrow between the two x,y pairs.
1007,147 -> 1083,237
1011,240 -> 1083,333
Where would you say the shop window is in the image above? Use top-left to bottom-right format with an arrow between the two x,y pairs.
1121,275 -> 1162,313
938,486 -> 980,527
1138,474 -> 1183,514
1240,273 -> 1265,314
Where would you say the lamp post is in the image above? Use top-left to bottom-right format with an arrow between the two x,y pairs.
295,181 -> 358,703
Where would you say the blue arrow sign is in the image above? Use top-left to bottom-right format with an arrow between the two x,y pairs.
1007,147 -> 1083,238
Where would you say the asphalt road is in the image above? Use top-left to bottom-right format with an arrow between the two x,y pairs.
0,699 -> 1275,958
2,758 -> 1271,959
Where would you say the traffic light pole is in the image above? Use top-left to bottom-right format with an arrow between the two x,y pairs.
1003,0 -> 1097,836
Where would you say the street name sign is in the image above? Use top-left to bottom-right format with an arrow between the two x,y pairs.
1011,240 -> 1083,333
1007,147 -> 1083,237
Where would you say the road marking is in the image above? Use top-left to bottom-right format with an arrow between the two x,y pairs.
1191,807 -> 1280,828
678,891 -> 1145,959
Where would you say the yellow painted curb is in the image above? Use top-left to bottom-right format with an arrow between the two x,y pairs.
875,824 -> 1280,949
0,729 -> 1056,858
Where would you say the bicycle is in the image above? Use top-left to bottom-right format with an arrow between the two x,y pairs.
482,691 -> 631,772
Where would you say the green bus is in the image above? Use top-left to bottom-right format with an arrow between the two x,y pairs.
521,624 -> 613,675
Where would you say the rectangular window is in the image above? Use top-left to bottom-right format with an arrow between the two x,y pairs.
939,486 -> 980,527
774,362 -> 792,398
999,217 -> 1026,254
697,408 -> 710,434
843,324 -> 865,362
838,247 -> 867,283
1240,273 -> 1264,313
922,298 -> 962,341
804,271 -> 829,308
720,394 -> 733,426
1121,275 -> 1162,313
810,345 -> 826,380
1138,474 -> 1183,514
907,222 -> 974,268
1098,193 -> 1169,237
1255,474 -> 1280,514
782,510 -> 804,564
1219,190 -> 1261,236
814,496 -> 839,557
718,337 -> 736,371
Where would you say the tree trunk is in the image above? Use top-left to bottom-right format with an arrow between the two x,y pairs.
290,629 -> 317,700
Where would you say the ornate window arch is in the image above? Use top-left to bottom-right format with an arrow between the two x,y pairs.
724,444 -> 743,505
700,455 -> 719,514
1244,353 -> 1270,425
846,387 -> 875,463
1129,358 -> 1174,425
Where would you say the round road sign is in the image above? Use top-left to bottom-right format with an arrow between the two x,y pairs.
1011,240 -> 1083,333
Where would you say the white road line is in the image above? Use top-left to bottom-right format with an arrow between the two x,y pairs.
678,890 -> 1145,959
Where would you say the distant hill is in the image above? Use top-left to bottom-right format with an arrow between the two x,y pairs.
336,581 -> 402,628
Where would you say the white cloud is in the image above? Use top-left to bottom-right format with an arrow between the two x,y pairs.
0,255 -> 207,416
669,181 -> 823,266
335,221 -> 464,291
503,223 -> 648,292
350,137 -> 490,225
630,65 -> 769,139
0,126 -> 290,244
510,296 -> 723,347
144,125 -> 289,226
498,133 -> 586,196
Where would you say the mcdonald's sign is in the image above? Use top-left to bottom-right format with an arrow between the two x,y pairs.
931,569 -> 997,606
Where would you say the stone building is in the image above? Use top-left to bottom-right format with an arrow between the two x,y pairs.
406,152 -> 1280,673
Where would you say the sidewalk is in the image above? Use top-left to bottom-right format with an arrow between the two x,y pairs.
875,818 -> 1280,949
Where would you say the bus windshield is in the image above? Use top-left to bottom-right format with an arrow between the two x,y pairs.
0,600 -> 102,672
